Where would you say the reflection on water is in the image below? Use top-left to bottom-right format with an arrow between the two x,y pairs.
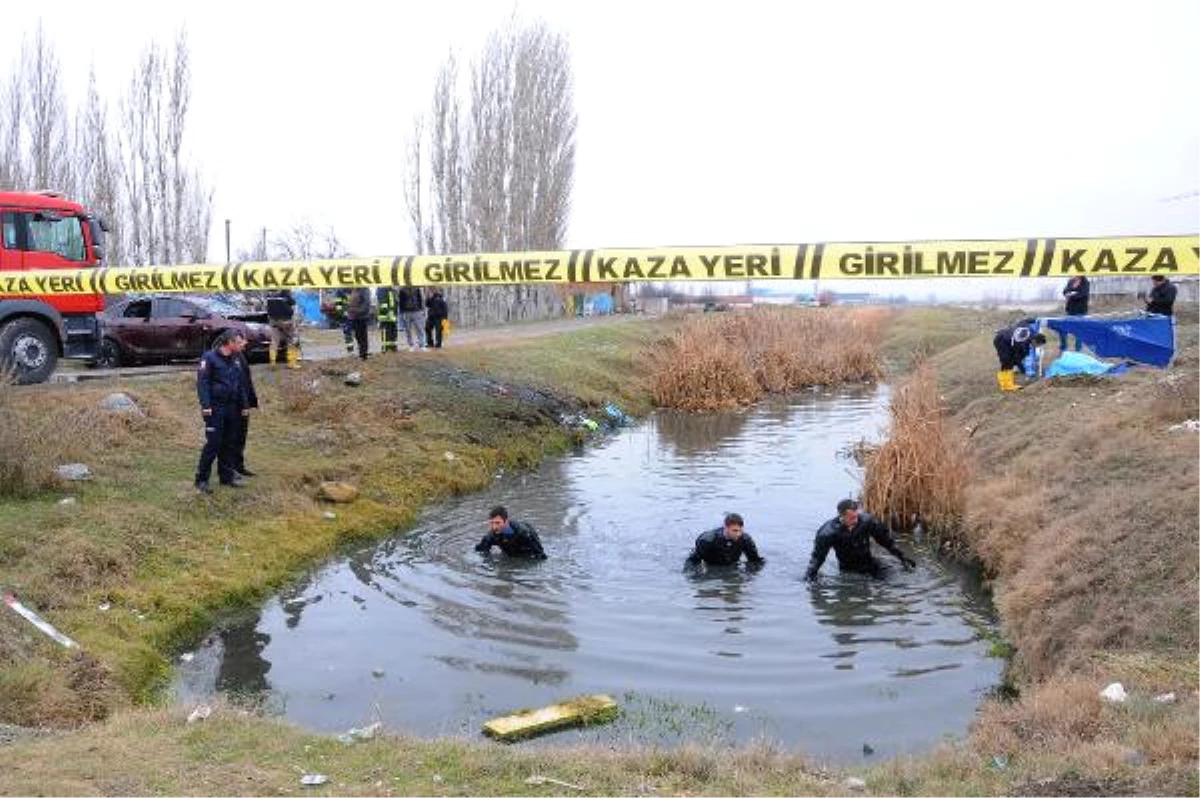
175,385 -> 1002,761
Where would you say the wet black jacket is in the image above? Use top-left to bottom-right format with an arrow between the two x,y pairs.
1062,277 -> 1090,315
1146,280 -> 1177,316
475,519 -> 547,559
197,348 -> 249,409
805,511 -> 910,580
993,321 -> 1038,370
684,528 -> 765,569
265,290 -> 295,321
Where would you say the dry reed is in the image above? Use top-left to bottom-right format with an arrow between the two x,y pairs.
861,361 -> 970,539
645,307 -> 886,410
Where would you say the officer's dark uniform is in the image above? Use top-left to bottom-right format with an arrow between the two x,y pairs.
376,287 -> 398,352
684,527 -> 765,569
475,520 -> 547,559
230,350 -> 259,477
195,344 -> 251,489
804,511 -> 913,580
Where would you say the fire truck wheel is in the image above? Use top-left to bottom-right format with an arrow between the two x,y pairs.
0,317 -> 59,385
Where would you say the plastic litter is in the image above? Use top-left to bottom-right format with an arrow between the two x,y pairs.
525,775 -> 585,791
843,776 -> 866,791
3,592 -> 78,648
58,497 -> 77,506
186,705 -> 212,723
322,511 -> 337,520
337,721 -> 382,745
603,402 -> 630,426
55,463 -> 92,481
179,652 -> 194,663
1100,682 -> 1127,703
1153,692 -> 1177,704
300,774 -> 328,787
344,372 -> 362,386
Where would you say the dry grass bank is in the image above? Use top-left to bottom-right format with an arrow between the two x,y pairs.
646,307 -> 886,410
861,361 -> 971,537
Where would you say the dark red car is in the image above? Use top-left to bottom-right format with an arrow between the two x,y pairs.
97,295 -> 272,368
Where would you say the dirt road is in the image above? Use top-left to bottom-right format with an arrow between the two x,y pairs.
51,313 -> 647,383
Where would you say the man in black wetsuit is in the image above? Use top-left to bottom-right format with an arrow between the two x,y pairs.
804,499 -> 915,581
684,513 -> 765,571
475,505 -> 547,560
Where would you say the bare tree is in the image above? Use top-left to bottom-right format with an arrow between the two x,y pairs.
269,218 -> 348,260
76,67 -> 123,264
0,71 -> 26,190
22,23 -> 74,194
405,19 -> 577,327
118,30 -> 209,265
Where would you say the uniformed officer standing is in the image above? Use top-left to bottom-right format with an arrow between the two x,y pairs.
194,330 -> 251,494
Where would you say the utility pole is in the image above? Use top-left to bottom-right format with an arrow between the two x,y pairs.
224,219 -> 231,266
260,227 -> 267,260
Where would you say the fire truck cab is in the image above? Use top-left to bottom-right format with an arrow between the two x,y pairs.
0,190 -> 107,384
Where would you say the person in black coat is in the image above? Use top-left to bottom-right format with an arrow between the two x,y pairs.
425,289 -> 448,349
804,499 -> 915,581
194,330 -> 251,493
684,513 -> 765,571
1060,276 -> 1090,352
993,318 -> 1046,392
1146,275 -> 1177,317
475,505 -> 547,559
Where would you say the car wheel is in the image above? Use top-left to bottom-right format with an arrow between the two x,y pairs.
0,317 -> 59,385
95,338 -> 124,369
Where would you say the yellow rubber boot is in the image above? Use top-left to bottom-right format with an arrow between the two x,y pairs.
997,370 -> 1018,392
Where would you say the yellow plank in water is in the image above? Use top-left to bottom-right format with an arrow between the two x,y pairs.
483,694 -> 618,741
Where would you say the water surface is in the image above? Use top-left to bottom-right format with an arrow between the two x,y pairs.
177,386 -> 1000,761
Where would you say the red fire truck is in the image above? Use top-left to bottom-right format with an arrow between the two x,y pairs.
0,190 -> 107,384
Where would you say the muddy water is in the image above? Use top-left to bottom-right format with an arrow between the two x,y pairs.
175,385 -> 1001,761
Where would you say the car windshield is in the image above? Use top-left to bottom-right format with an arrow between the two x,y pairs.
188,297 -> 248,317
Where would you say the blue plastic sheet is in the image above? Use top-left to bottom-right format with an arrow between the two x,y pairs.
1040,314 -> 1174,368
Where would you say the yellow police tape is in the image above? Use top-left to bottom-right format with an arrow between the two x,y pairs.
1,236 -> 1196,296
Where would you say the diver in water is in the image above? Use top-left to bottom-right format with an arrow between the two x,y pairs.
475,505 -> 548,560
804,499 -> 915,581
683,512 -> 765,571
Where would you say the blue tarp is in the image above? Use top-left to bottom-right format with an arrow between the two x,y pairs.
1039,314 -> 1175,368
295,291 -> 323,324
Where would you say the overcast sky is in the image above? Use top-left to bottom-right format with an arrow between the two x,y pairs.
2,1 -> 1197,297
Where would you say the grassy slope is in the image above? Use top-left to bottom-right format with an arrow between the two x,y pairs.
1,307 -> 1196,796
0,321 -> 661,722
